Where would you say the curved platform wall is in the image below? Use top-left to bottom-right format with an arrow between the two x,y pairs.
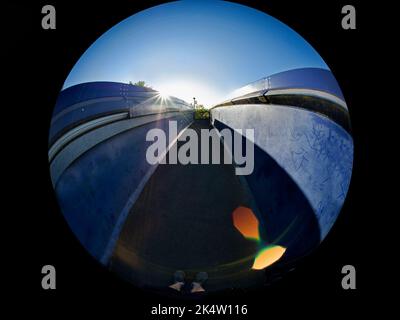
49,82 -> 194,263
211,68 -> 353,254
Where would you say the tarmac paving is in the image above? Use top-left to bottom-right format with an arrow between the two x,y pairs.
110,120 -> 263,291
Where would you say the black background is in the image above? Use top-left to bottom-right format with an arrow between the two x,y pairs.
5,0 -> 387,317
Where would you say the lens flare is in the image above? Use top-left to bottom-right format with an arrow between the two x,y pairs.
252,245 -> 286,270
232,206 -> 260,241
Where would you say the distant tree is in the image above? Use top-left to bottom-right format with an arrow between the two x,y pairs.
194,104 -> 209,120
134,80 -> 147,87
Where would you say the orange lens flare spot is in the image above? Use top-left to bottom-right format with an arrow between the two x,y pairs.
252,245 -> 286,270
232,206 -> 260,241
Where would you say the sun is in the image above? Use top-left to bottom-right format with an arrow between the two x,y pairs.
157,89 -> 170,99
155,79 -> 222,107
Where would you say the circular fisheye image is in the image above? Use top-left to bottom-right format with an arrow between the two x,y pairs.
48,1 -> 353,293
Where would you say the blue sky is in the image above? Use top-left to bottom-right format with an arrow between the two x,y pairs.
63,0 -> 328,107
